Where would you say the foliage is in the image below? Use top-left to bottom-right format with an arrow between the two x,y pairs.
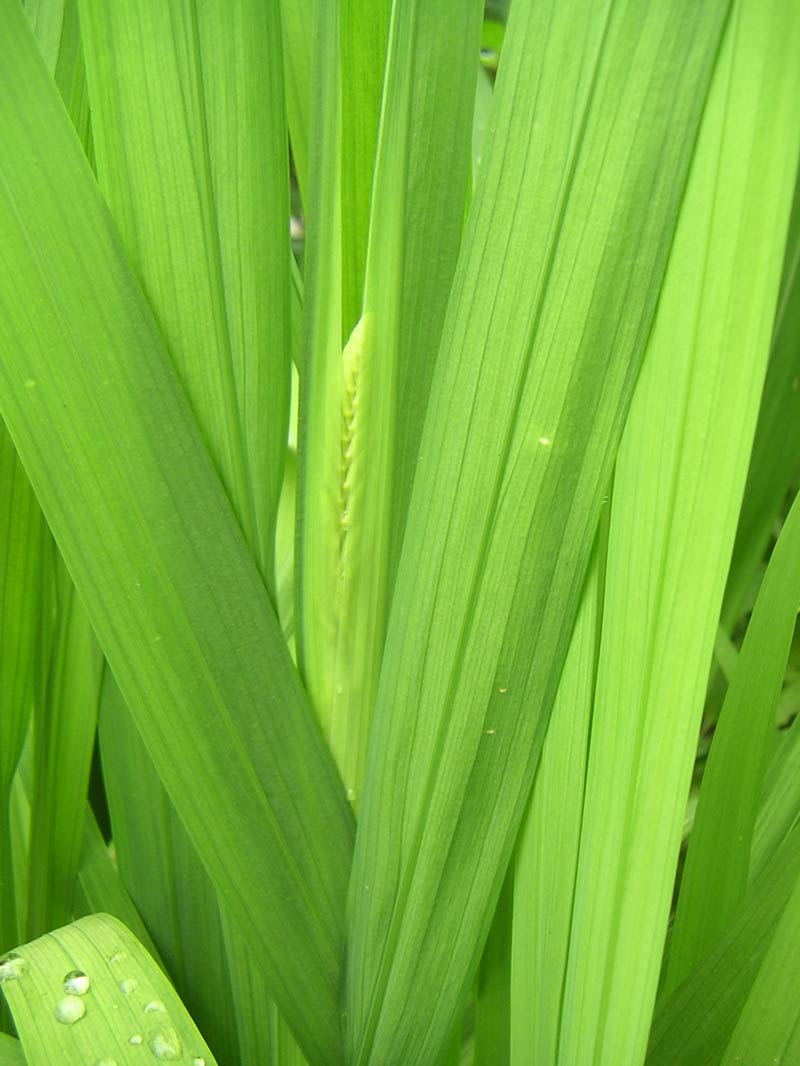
0,0 -> 799,1064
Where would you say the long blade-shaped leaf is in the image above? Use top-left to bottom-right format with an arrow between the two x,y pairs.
556,2 -> 800,1060
647,823 -> 800,1066
297,0 -> 481,806
79,0 -> 291,594
509,526 -> 605,1065
0,1032 -> 24,1066
0,914 -> 216,1066
721,171 -> 800,629
719,869 -> 800,1065
668,487 -> 800,987
0,430 -> 42,954
345,1 -> 730,1062
98,672 -> 240,1065
0,8 -> 353,1063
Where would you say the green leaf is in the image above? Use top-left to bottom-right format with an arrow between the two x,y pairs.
555,0 -> 800,1058
73,809 -> 161,965
0,7 -> 353,1063
647,824 -> 800,1066
721,170 -> 800,630
339,0 -> 392,335
719,869 -> 800,1065
26,567 -> 102,940
750,712 -> 800,881
0,430 -> 42,953
344,0 -> 730,1062
296,0 -> 481,804
279,0 -> 315,205
0,913 -> 215,1066
509,527 -> 605,1065
668,488 -> 800,989
98,672 -> 240,1065
0,1032 -> 25,1066
79,0 -> 291,594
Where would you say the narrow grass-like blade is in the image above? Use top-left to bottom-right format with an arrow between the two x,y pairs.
0,431 -> 42,954
339,0 -> 391,335
73,810 -> 160,964
556,4 -> 800,1061
0,1033 -> 24,1066
220,912 -> 306,1066
279,0 -> 315,204
79,0 -> 291,594
299,0 -> 482,804
0,9 -> 353,1062
647,823 -> 800,1066
98,673 -> 240,1065
509,530 -> 605,1065
668,488 -> 800,988
750,714 -> 800,880
473,868 -> 512,1066
0,914 -> 215,1066
27,567 -> 102,939
721,172 -> 800,629
385,1 -> 482,587
345,1 -> 730,1062
719,870 -> 800,1064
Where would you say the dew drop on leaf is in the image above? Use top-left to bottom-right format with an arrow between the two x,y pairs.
63,969 -> 90,995
128,1034 -> 143,1046
119,978 -> 139,995
0,952 -> 26,983
143,999 -> 166,1014
55,995 -> 86,1025
148,1027 -> 182,1060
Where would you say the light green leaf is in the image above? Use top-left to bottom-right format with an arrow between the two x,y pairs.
0,429 -> 42,953
668,488 -> 800,988
509,527 -> 605,1065
73,809 -> 161,966
0,914 -> 215,1066
722,170 -> 800,630
0,1031 -> 24,1066
79,0 -> 291,594
750,713 -> 800,881
647,823 -> 800,1066
98,673 -> 240,1065
339,0 -> 392,335
345,0 -> 730,1062
720,869 -> 800,1065
27,567 -> 101,940
297,0 -> 481,804
0,7 -> 353,1063
279,0 -> 315,204
555,2 -> 800,1060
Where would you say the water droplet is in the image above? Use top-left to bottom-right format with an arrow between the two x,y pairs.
63,969 -> 90,995
538,436 -> 551,446
0,952 -> 26,983
128,1034 -> 143,1046
95,1059 -> 118,1066
143,1000 -> 166,1014
149,1027 -> 182,1060
485,728 -> 496,735
346,787 -> 356,802
55,995 -> 86,1025
498,687 -> 507,694
191,1058 -> 206,1066
120,978 -> 139,995
108,950 -> 127,965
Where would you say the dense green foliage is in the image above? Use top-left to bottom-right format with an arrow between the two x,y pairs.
0,0 -> 799,1064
